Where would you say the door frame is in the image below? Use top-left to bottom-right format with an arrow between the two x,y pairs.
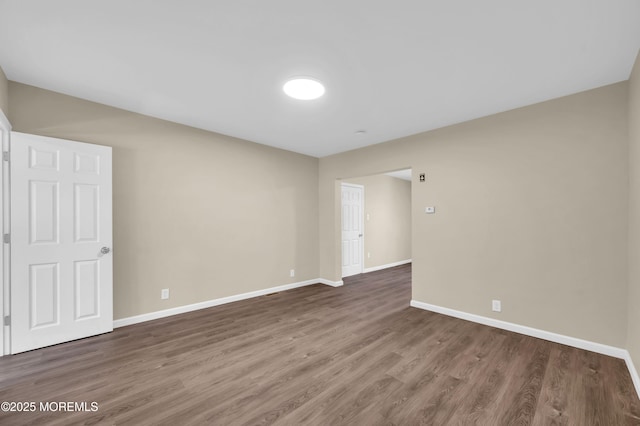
341,182 -> 364,277
0,110 -> 11,356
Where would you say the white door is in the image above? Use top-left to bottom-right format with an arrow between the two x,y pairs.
10,132 -> 112,354
341,183 -> 363,278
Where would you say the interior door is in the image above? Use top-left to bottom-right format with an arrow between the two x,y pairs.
341,183 -> 363,278
10,132 -> 112,354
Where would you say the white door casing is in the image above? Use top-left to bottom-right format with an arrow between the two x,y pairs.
0,112 -> 10,356
10,132 -> 112,354
341,183 -> 364,278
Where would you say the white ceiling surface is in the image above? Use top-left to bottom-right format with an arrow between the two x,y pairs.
1,2 -> 639,158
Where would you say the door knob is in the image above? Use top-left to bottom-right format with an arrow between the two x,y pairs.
100,247 -> 111,254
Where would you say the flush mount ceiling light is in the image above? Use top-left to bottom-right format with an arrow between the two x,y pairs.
283,77 -> 325,100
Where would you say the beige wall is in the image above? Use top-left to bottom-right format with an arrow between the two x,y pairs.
343,174 -> 411,270
320,82 -> 629,347
628,51 -> 640,367
8,82 -> 319,320
0,66 -> 8,116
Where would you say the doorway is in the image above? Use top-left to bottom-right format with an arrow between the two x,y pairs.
340,169 -> 412,278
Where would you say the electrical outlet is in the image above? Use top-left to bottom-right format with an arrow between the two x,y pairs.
290,269 -> 295,278
492,299 -> 501,312
161,289 -> 169,300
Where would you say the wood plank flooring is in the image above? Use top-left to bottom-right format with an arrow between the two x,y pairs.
1,264 -> 639,425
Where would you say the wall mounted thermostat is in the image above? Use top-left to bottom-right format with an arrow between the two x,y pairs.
425,206 -> 435,214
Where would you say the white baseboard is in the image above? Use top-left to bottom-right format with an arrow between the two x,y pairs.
317,278 -> 344,287
363,259 -> 412,273
114,278 -> 339,328
410,299 -> 627,359
624,351 -> 640,400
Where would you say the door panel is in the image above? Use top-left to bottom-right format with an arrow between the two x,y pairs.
10,132 -> 112,354
30,180 -> 59,244
30,263 -> 59,328
74,183 -> 99,242
75,259 -> 100,320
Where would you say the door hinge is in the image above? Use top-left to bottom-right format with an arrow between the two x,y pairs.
2,151 -> 8,162
3,316 -> 9,326
3,234 -> 9,243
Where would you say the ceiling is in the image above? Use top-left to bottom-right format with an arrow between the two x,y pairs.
1,1 -> 639,158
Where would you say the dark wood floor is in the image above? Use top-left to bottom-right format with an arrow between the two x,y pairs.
1,264 -> 639,425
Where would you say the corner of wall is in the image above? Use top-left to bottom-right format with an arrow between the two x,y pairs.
627,48 -> 640,398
